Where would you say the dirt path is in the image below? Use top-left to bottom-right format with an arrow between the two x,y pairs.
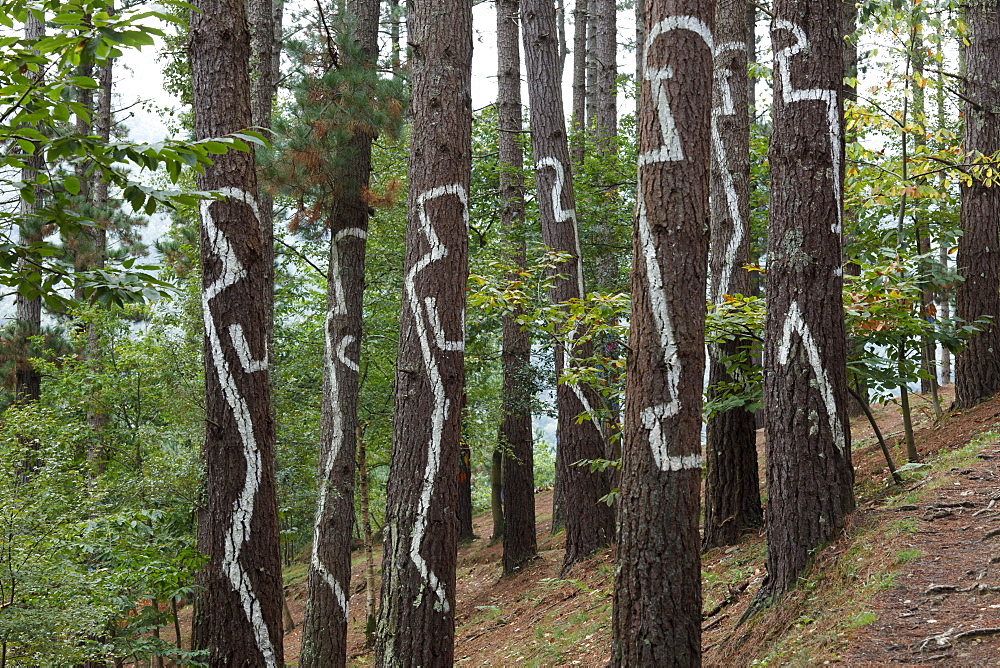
841,442 -> 1000,665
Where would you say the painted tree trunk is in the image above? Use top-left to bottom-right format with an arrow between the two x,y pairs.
300,0 -> 379,663
955,0 -> 1000,409
612,0 -> 713,663
15,11 -> 44,407
758,0 -> 854,601
497,0 -> 538,576
375,0 -> 472,661
189,0 -> 284,662
521,0 -> 614,570
703,0 -> 761,552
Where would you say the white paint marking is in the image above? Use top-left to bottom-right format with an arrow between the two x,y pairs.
634,15 -> 715,471
200,189 -> 277,667
535,157 -> 586,300
711,41 -> 749,306
309,225 -> 368,621
640,15 -> 714,166
777,302 -> 846,454
405,183 -> 469,613
773,20 -> 843,234
229,323 -> 268,373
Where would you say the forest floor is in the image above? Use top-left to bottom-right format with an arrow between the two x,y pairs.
171,383 -> 1000,665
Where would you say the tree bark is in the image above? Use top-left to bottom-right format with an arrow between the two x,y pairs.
489,446 -> 504,540
374,0 -> 472,661
189,0 -> 284,662
496,0 -> 538,575
955,0 -> 1000,409
458,436 -> 476,541
571,0 -> 589,164
756,0 -> 854,603
521,0 -> 614,570
300,0 -> 379,663
591,0 -> 616,154
15,11 -> 45,407
703,0 -> 761,552
612,0 -> 713,663
358,434 -> 378,647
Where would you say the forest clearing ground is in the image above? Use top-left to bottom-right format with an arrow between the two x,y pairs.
166,384 -> 1000,666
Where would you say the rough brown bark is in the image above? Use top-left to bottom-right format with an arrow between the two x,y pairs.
357,434 -> 378,647
489,446 -> 504,540
571,0 -> 588,164
299,0 -> 379,664
189,0 -> 284,662
757,0 -> 854,603
955,0 -> 1000,409
374,0 -> 471,661
591,0 -> 616,153
521,0 -> 614,570
612,0 -> 713,662
703,0 -> 761,552
497,0 -> 537,575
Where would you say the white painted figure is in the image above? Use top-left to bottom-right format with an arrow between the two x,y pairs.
201,188 -> 277,668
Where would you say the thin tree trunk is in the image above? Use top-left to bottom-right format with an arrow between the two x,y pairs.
458,437 -> 475,541
496,0 -> 537,575
521,0 -> 613,570
15,11 -> 44,409
299,0 -> 379,663
939,243 -> 952,384
703,0 -> 762,551
955,0 -> 1000,409
591,0 -> 616,154
612,0 -> 713,662
571,0 -> 589,164
754,0 -> 854,605
375,0 -> 472,661
189,0 -> 284,661
489,447 -> 504,540
357,433 -> 378,648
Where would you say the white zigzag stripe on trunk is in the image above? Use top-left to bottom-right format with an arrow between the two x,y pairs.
636,16 -> 712,471
405,184 -> 468,613
711,41 -> 748,306
201,187 -> 276,668
311,226 -> 367,622
777,302 -> 846,454
773,20 -> 843,235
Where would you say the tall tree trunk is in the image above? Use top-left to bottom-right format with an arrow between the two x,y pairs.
374,0 -> 472,661
612,1 -> 713,663
755,1 -> 854,603
591,0 -> 616,153
703,0 -> 761,551
955,0 -> 1000,409
939,242 -> 952,384
248,0 -> 282,363
521,0 -> 614,570
15,11 -> 45,407
571,0 -> 589,164
497,0 -> 537,574
189,0 -> 284,662
300,0 -> 379,664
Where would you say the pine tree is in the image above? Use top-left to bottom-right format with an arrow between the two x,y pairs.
189,0 -> 285,661
702,0 -> 761,550
612,0 -> 714,662
375,0 -> 472,661
955,0 -> 1000,409
756,0 -> 854,603
522,0 -> 614,570
497,0 -> 538,575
